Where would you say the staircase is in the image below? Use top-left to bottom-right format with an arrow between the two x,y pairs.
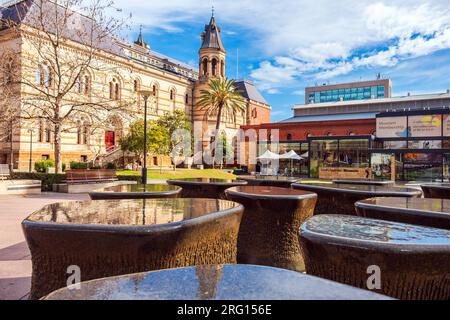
98,148 -> 134,168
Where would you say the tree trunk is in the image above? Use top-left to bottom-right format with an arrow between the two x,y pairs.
54,122 -> 63,174
9,121 -> 14,173
213,105 -> 223,169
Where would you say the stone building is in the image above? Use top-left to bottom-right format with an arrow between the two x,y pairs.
0,0 -> 271,171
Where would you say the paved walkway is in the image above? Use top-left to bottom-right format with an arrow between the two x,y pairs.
0,193 -> 89,300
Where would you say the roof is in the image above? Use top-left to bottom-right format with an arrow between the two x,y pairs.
293,91 -> 450,110
279,112 -> 378,123
235,80 -> 269,105
1,0 -> 124,56
1,0 -> 197,75
200,16 -> 224,51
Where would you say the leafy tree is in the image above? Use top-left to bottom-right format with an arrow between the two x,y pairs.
147,123 -> 170,173
156,110 -> 192,169
197,78 -> 246,166
121,120 -> 170,173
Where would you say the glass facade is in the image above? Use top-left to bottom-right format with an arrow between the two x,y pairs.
309,138 -> 370,178
308,85 -> 385,104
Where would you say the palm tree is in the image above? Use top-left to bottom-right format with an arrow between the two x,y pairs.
197,78 -> 246,166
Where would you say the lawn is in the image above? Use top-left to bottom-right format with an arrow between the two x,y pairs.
117,169 -> 237,180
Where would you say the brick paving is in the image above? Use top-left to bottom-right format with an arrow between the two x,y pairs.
0,193 -> 89,300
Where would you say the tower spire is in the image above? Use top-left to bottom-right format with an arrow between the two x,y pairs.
134,25 -> 149,49
211,5 -> 214,18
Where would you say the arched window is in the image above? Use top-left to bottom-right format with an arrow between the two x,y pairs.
84,75 -> 90,95
251,108 -> 258,118
286,133 -> 292,141
170,89 -> 175,101
221,60 -> 225,77
109,81 -> 114,99
77,120 -> 90,145
4,57 -> 14,84
109,78 -> 120,100
185,93 -> 189,104
45,122 -> 51,143
202,58 -> 208,76
211,58 -> 217,76
133,79 -> 140,93
37,121 -> 44,142
152,85 -> 157,96
37,64 -> 52,88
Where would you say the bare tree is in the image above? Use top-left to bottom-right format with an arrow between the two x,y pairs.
1,0 -> 135,173
0,52 -> 20,171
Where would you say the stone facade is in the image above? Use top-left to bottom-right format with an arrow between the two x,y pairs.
0,1 -> 271,171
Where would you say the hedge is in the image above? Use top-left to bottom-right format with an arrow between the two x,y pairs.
10,172 -> 66,191
117,175 -> 142,183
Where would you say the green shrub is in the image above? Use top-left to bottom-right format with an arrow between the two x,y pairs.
34,160 -> 55,173
106,162 -> 117,169
10,172 -> 66,191
117,175 -> 142,183
70,161 -> 88,169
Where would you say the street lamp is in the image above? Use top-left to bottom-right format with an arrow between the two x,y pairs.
27,128 -> 34,173
139,90 -> 153,184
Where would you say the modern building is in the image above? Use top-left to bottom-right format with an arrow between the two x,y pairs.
244,80 -> 450,182
305,79 -> 392,104
0,0 -> 271,170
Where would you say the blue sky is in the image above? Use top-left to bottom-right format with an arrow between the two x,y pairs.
115,0 -> 450,122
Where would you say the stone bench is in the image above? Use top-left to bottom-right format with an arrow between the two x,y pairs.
64,169 -> 117,184
299,214 -> 450,300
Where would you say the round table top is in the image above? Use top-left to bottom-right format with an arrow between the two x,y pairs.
43,264 -> 392,300
301,214 -> 450,247
92,184 -> 181,194
293,182 -> 422,197
23,198 -> 242,229
333,179 -> 395,186
421,183 -> 450,190
226,186 -> 316,200
238,175 -> 299,182
356,197 -> 450,217
167,178 -> 247,186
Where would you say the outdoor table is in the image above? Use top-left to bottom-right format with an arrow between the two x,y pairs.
166,178 -> 247,199
237,175 -> 298,188
332,179 -> 395,186
292,182 -> 422,215
22,198 -> 243,300
88,183 -> 181,200
355,197 -> 450,230
299,214 -> 450,300
421,183 -> 450,199
225,186 -> 317,271
42,264 -> 392,300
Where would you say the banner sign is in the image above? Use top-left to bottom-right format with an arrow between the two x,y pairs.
408,115 -> 442,137
376,117 -> 407,138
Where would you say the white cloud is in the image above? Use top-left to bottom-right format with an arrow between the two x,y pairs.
114,0 -> 450,91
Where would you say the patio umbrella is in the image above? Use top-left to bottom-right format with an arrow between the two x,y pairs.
257,150 -> 281,161
257,150 -> 281,175
281,150 -> 303,176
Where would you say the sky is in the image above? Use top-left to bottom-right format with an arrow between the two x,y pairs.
113,0 -> 450,122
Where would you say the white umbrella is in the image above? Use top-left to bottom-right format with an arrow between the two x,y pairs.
280,150 -> 303,176
257,150 -> 281,160
257,150 -> 280,175
281,150 -> 303,160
